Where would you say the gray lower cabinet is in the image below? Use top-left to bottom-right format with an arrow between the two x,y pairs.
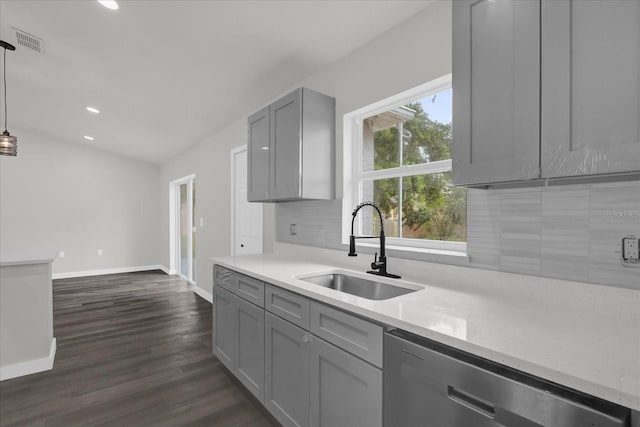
212,284 -> 265,403
265,312 -> 310,427
212,285 -> 236,369
236,296 -> 265,401
215,266 -> 383,427
310,337 -> 382,427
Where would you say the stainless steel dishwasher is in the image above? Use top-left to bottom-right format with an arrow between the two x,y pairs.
384,330 -> 631,427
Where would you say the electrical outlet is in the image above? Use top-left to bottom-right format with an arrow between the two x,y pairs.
97,249 -> 103,256
621,236 -> 639,267
290,224 -> 296,236
58,251 -> 65,258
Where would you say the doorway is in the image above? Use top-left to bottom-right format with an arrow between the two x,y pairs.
171,175 -> 196,284
231,146 -> 263,256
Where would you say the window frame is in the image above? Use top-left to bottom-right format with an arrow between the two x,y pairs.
342,73 -> 467,254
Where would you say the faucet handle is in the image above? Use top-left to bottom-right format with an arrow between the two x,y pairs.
371,252 -> 381,270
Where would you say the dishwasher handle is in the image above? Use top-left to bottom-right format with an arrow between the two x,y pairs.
447,385 -> 496,419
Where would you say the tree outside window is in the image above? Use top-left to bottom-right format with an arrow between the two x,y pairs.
359,89 -> 466,244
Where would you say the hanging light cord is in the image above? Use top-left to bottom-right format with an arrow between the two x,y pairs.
3,47 -> 7,133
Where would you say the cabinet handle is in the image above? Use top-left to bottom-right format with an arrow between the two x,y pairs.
302,334 -> 311,343
447,385 -> 496,419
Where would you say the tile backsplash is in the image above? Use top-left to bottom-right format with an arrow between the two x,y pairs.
276,180 -> 639,290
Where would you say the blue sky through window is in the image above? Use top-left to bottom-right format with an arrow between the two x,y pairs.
416,87 -> 452,125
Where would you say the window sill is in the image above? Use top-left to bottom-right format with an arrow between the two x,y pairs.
348,241 -> 470,266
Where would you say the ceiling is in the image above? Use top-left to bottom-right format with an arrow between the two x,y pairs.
0,0 -> 433,164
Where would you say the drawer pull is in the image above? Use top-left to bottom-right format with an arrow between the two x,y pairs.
447,385 -> 495,419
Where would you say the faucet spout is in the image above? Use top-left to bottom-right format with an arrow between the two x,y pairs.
348,202 -> 400,279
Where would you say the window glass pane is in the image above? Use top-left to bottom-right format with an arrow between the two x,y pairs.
362,115 -> 401,171
403,88 -> 453,165
179,183 -> 188,275
401,172 -> 466,242
192,180 -> 196,282
362,178 -> 400,237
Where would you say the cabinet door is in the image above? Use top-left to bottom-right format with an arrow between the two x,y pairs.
452,0 -> 540,185
248,106 -> 270,201
265,312 -> 310,427
236,296 -> 265,403
270,88 -> 302,200
310,337 -> 382,427
541,0 -> 640,177
212,286 -> 236,370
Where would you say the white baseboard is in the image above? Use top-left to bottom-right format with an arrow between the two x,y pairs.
158,265 -> 171,275
1,338 -> 56,381
193,285 -> 213,303
53,265 -> 169,280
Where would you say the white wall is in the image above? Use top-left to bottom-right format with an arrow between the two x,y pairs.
158,2 -> 449,295
159,120 -> 275,295
299,0 -> 452,195
0,128 -> 162,275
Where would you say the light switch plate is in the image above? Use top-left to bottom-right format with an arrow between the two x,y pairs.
622,236 -> 640,267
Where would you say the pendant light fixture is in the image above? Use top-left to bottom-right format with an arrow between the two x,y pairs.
0,40 -> 17,157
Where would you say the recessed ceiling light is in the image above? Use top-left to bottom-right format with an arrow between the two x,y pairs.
98,0 -> 119,10
86,106 -> 100,114
84,136 -> 95,141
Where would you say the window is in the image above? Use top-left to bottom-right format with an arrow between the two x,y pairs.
343,74 -> 467,253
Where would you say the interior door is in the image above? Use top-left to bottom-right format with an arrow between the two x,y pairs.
177,176 -> 196,282
232,147 -> 263,256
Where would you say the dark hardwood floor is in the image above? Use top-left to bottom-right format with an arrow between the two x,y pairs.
0,270 -> 279,427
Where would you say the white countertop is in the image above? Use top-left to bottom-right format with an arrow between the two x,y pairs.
0,252 -> 56,267
212,248 -> 640,411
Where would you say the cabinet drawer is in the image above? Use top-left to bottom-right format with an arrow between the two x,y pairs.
213,265 -> 234,291
234,274 -> 265,307
310,302 -> 382,368
265,285 -> 310,330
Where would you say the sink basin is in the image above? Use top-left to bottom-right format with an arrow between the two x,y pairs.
299,273 -> 418,300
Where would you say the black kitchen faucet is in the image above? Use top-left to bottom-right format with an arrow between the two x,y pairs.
348,202 -> 401,279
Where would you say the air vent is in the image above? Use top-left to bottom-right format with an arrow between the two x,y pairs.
13,27 -> 44,53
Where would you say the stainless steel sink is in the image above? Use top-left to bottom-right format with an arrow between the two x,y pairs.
300,273 -> 417,300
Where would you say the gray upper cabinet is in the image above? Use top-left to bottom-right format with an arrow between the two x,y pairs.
453,0 -> 640,186
247,88 -> 335,202
541,0 -> 640,178
247,106 -> 270,201
452,0 -> 540,186
270,90 -> 303,200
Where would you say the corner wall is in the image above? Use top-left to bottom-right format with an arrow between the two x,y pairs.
159,119 -> 275,296
270,1 -> 640,290
0,128 -> 163,275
